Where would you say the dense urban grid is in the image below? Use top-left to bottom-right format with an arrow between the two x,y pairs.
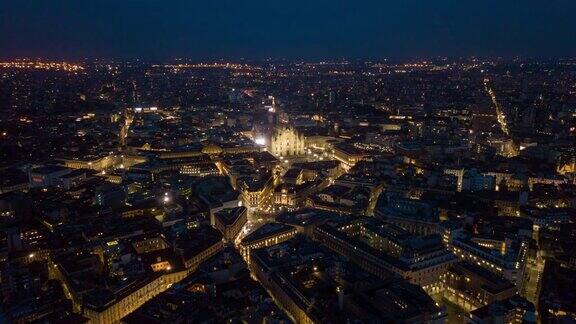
0,58 -> 575,323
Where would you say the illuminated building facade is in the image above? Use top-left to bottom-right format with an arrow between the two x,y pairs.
212,206 -> 248,242
237,171 -> 275,215
314,222 -> 457,289
81,271 -> 187,323
332,143 -> 368,167
440,261 -> 517,311
61,154 -> 116,172
448,235 -> 528,289
239,223 -> 299,261
269,125 -> 305,157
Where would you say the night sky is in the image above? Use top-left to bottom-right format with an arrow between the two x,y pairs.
1,0 -> 575,60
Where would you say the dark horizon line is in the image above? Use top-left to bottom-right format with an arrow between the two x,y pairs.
1,55 -> 576,64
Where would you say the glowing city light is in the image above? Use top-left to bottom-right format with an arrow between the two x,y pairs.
255,137 -> 266,146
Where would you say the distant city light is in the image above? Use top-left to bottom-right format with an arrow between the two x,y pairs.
2,52 -> 573,323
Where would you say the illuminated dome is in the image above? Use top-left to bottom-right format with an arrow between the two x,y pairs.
201,143 -> 223,155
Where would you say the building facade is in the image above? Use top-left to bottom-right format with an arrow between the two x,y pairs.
269,125 -> 305,157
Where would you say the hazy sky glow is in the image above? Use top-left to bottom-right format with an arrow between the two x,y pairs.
1,0 -> 575,60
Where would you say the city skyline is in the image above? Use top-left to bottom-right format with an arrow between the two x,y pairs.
1,2 -> 575,324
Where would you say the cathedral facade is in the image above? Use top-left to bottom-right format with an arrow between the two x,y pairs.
269,125 -> 305,157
